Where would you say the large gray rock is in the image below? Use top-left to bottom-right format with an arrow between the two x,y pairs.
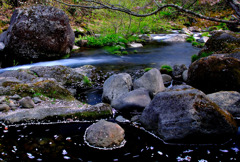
85,120 -> 125,148
140,85 -> 237,143
30,65 -> 84,87
111,88 -> 151,111
133,68 -> 165,95
162,74 -> 172,84
207,91 -> 240,117
0,77 -> 23,86
0,5 -> 75,67
0,70 -> 38,83
102,73 -> 132,103
0,101 -> 112,123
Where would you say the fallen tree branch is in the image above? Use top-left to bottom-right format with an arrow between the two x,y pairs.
54,0 -> 240,24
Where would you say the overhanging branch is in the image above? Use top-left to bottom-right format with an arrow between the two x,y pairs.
54,0 -> 240,25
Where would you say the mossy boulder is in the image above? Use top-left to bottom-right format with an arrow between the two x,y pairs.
187,55 -> 240,94
30,65 -> 84,87
10,80 -> 75,101
0,5 -> 75,67
140,85 -> 237,143
199,31 -> 240,55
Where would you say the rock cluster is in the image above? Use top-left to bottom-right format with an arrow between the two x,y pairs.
102,68 -> 165,112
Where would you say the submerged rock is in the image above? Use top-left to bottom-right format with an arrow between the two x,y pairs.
207,91 -> 240,117
85,120 -> 125,148
187,55 -> 240,94
102,73 -> 132,104
0,5 -> 74,67
133,68 -> 165,95
140,85 -> 237,143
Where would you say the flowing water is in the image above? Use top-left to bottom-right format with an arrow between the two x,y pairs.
1,40 -> 240,161
0,41 -> 199,73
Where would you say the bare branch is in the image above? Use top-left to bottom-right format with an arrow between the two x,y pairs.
227,0 -> 240,18
54,0 -> 240,24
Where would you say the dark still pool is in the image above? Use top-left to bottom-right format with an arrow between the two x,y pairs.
0,121 -> 240,161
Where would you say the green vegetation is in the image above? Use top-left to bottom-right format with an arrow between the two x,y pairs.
191,52 -> 214,63
144,68 -> 153,72
83,75 -> 92,86
209,22 -> 229,31
192,41 -> 205,48
201,32 -> 211,37
160,65 -> 173,73
186,35 -> 196,43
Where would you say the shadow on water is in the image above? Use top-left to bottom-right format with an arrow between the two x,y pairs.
0,121 -> 240,161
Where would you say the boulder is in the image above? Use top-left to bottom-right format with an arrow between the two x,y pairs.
0,101 -> 113,123
0,77 -> 23,86
10,80 -> 75,101
207,91 -> 240,117
86,103 -> 113,119
111,88 -> 151,111
0,104 -> 10,111
187,55 -> 240,94
0,5 -> 75,67
19,96 -> 35,108
182,70 -> 188,82
30,65 -> 84,87
172,64 -> 187,79
0,69 -> 40,83
133,68 -> 165,95
102,73 -> 132,103
162,74 -> 172,84
140,85 -> 237,143
85,120 -> 125,148
199,31 -> 240,55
